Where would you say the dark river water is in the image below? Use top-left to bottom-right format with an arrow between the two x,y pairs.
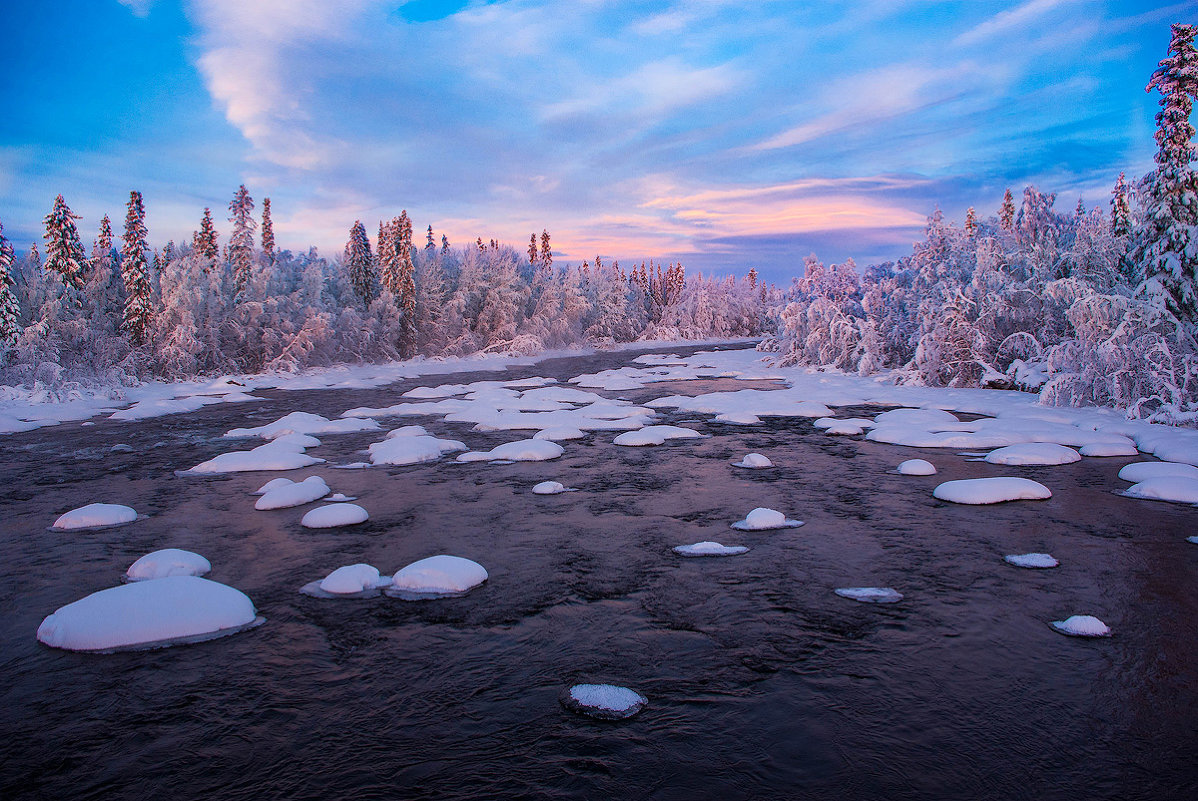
1,344 -> 1196,800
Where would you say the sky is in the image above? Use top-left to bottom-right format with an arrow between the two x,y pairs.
0,0 -> 1190,284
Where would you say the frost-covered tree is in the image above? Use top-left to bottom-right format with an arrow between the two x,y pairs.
395,211 -> 417,355
0,221 -> 20,348
1135,23 -> 1198,323
965,206 -> 978,238
426,225 -> 435,251
120,190 -> 153,345
540,229 -> 552,269
1000,189 -> 1015,231
194,208 -> 219,264
528,234 -> 539,267
1111,172 -> 1132,237
85,214 -> 124,332
43,194 -> 87,292
345,220 -> 376,306
261,197 -> 275,264
228,185 -> 256,297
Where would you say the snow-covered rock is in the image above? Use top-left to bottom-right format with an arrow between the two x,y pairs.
1121,477 -> 1198,504
673,541 -> 749,557
1050,615 -> 1111,637
255,475 -> 330,510
534,426 -> 587,441
52,503 -> 138,530
1117,461 -> 1198,483
36,576 -> 260,652
532,481 -> 576,495
253,477 -> 295,495
823,422 -> 864,435
983,443 -> 1081,466
897,459 -> 937,476
300,503 -> 369,528
185,439 -> 324,475
456,439 -> 564,462
612,425 -> 704,447
1004,553 -> 1059,569
225,411 -> 380,440
714,411 -> 761,425
732,453 -> 773,469
388,555 -> 488,597
126,549 -> 211,581
561,683 -> 647,720
1079,441 -> 1139,457
932,477 -> 1052,504
834,587 -> 903,604
874,408 -> 959,427
386,425 -> 430,437
730,507 -> 804,531
1187,536 -> 1198,545
313,564 -> 388,596
368,434 -> 467,466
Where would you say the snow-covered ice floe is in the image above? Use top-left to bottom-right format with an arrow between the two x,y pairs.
612,425 -> 703,447
1078,441 -> 1139,457
731,507 -> 804,531
1117,461 -> 1198,483
532,481 -> 576,495
1121,477 -> 1198,504
37,576 -> 262,652
300,564 -> 392,598
52,503 -> 138,531
456,439 -> 564,463
732,453 -> 773,469
560,683 -> 648,720
834,587 -> 903,604
368,433 -> 467,466
982,443 -> 1081,466
534,426 -> 587,441
673,541 -> 749,557
254,476 -> 330,510
225,411 -> 380,440
182,437 -> 325,475
714,411 -> 761,425
301,503 -> 369,528
896,459 -> 937,476
932,477 -> 1052,505
126,549 -> 211,581
1050,615 -> 1111,637
386,555 -> 488,599
254,477 -> 295,495
1004,553 -> 1059,569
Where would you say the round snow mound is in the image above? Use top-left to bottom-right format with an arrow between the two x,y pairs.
1117,461 -> 1198,483
835,587 -> 903,604
127,549 -> 211,581
388,555 -> 488,598
53,503 -> 138,531
673,541 -> 748,557
732,453 -> 773,469
897,459 -> 936,476
309,564 -> 387,598
561,683 -> 648,720
253,477 -> 294,495
824,422 -> 864,436
301,503 -> 369,528
1121,477 -> 1198,504
534,427 -> 586,441
933,477 -> 1052,505
457,439 -> 564,463
1050,615 -> 1110,637
1004,553 -> 1059,569
255,475 -> 330,510
37,576 -> 260,652
613,426 -> 703,447
1079,441 -> 1138,457
731,507 -> 804,531
1187,536 -> 1198,545
983,443 -> 1081,466
532,481 -> 573,495
715,411 -> 761,425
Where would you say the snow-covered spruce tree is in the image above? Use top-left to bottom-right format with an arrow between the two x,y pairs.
426,225 -> 435,251
1111,172 -> 1132,237
345,220 -> 376,306
965,206 -> 978,238
261,197 -> 275,264
1000,189 -> 1016,231
0,221 -> 20,348
120,191 -> 153,346
227,185 -> 256,298
396,210 -> 417,356
43,194 -> 88,293
194,207 -> 219,265
414,245 -> 449,353
540,230 -> 552,269
85,214 -> 124,333
1135,23 -> 1198,324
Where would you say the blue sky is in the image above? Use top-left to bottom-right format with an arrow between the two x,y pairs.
0,0 -> 1188,283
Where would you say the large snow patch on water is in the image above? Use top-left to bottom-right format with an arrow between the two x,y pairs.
52,503 -> 138,531
126,549 -> 211,581
388,555 -> 488,598
932,477 -> 1052,504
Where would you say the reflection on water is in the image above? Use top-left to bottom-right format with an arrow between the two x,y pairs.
1,345 -> 1196,800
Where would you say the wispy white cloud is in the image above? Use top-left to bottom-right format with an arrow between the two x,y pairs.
116,0 -> 155,18
952,0 -> 1083,46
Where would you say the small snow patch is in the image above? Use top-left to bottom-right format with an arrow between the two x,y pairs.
834,587 -> 903,604
714,411 -> 761,425
456,439 -> 564,463
561,683 -> 647,720
127,549 -> 211,581
299,564 -> 390,598
1004,553 -> 1059,569
1050,615 -> 1110,638
1079,441 -> 1138,457
1121,477 -> 1198,504
897,459 -> 936,476
731,507 -> 804,531
933,477 -> 1051,505
532,481 -> 576,495
983,443 -> 1080,466
255,475 -> 330,510
300,503 -> 369,528
732,453 -> 773,469
673,541 -> 748,557
53,503 -> 138,531
613,425 -> 703,447
387,555 -> 488,598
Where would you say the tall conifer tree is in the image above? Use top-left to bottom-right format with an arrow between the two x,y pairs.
999,189 -> 1015,231
227,184 -> 256,296
120,190 -> 153,345
261,197 -> 275,264
346,220 -> 376,306
43,194 -> 87,291
1111,172 -> 1132,237
0,221 -> 20,347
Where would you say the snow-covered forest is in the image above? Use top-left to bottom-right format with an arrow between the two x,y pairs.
2,24 -> 1196,424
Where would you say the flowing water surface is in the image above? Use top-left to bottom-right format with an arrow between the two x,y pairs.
1,344 -> 1196,800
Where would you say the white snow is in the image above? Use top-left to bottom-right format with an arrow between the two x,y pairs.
226,411 -> 381,439
563,683 -> 647,719
327,492 -> 356,501
714,411 -> 761,424
1187,536 -> 1198,545
319,564 -> 387,595
368,433 -> 467,466
874,408 -> 960,427
1050,615 -> 1111,637
822,421 -> 864,435
36,576 -> 259,652
1121,476 -> 1198,504
456,439 -> 564,462
185,438 -> 324,475
253,477 -> 295,495
389,555 -> 488,596
254,475 -> 330,510
612,425 -> 703,446
932,477 -> 1052,504
1004,553 -> 1059,569
52,503 -> 138,530
534,426 -> 587,441
300,503 -> 369,528
1078,441 -> 1139,457
731,507 -> 804,531
673,541 -> 749,556
126,549 -> 211,581
1117,461 -> 1198,483
387,424 -> 430,437
897,459 -> 937,475
732,453 -> 773,469
532,481 -> 576,495
983,443 -> 1081,466
834,587 -> 903,604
